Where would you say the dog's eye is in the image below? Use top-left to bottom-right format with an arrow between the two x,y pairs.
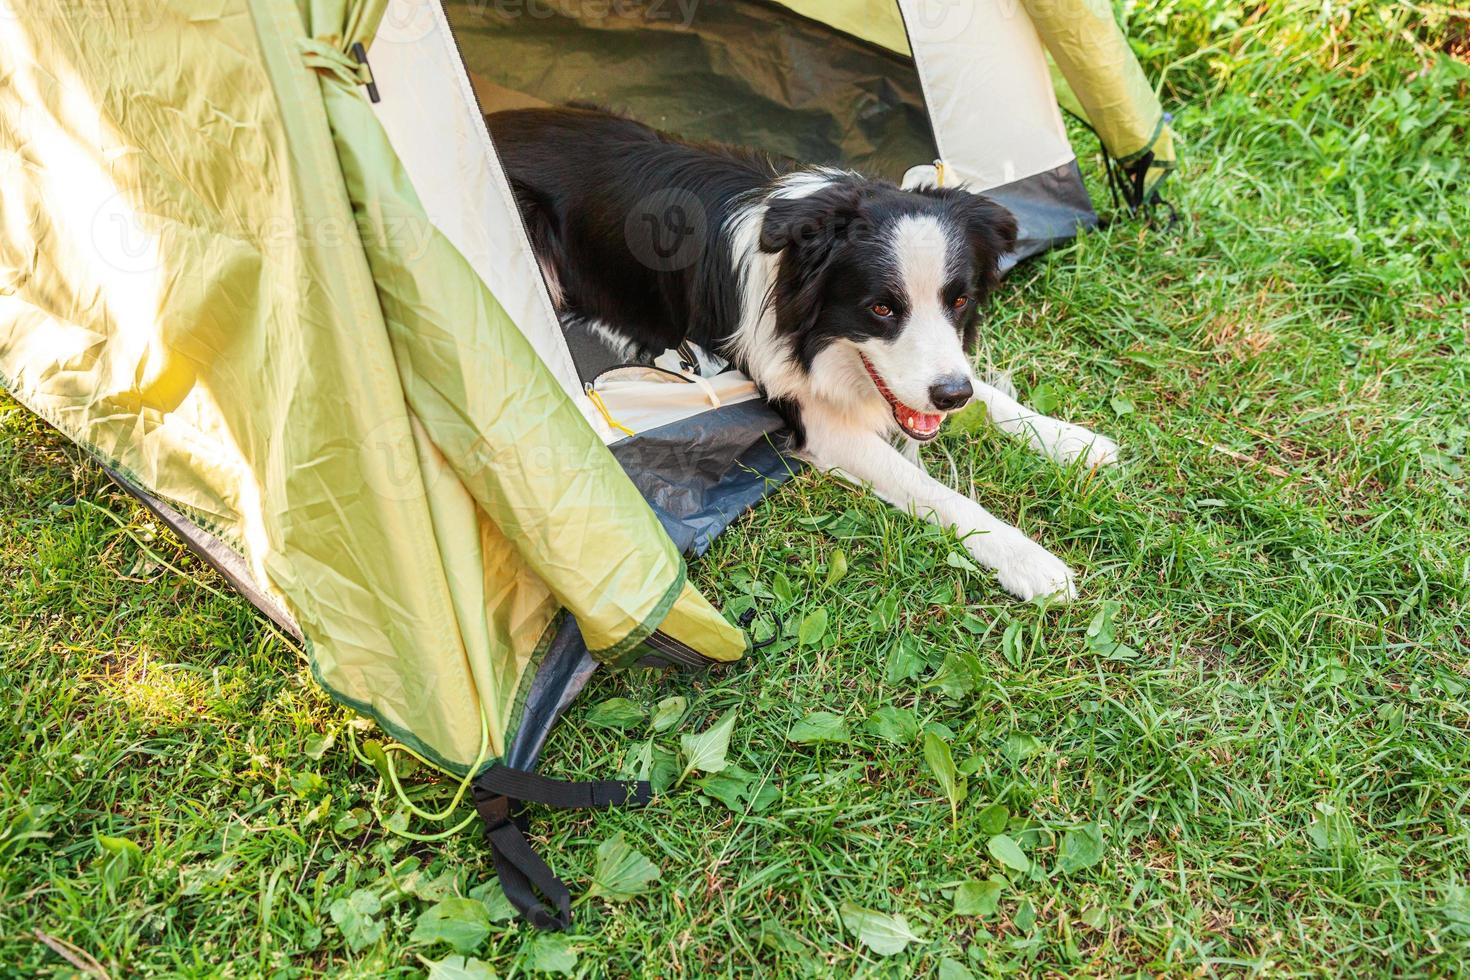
951,295 -> 970,311
869,303 -> 894,318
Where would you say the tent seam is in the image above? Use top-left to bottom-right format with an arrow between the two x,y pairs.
491,608 -> 569,776
586,564 -> 687,665
418,0 -> 593,421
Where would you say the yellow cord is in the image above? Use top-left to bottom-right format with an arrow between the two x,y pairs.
585,384 -> 636,438
344,703 -> 493,842
370,798 -> 480,842
382,731 -> 485,824
934,158 -> 947,188
346,722 -> 375,767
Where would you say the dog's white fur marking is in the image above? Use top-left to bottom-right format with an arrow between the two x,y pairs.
897,434 -> 924,469
799,363 -> 1117,599
538,255 -> 566,309
722,172 -> 839,407
971,381 -> 1121,468
861,214 -> 974,412
717,175 -> 1118,602
799,402 -> 1080,601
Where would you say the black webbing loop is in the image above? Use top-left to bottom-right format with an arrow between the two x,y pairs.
489,819 -> 572,930
470,766 -> 652,930
474,766 -> 652,810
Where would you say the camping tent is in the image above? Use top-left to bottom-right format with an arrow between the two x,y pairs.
0,0 -> 1173,927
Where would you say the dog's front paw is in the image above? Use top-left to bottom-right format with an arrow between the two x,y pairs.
992,540 -> 1077,603
1041,422 -> 1120,469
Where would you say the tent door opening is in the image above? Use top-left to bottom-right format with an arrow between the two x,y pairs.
366,0 -> 949,445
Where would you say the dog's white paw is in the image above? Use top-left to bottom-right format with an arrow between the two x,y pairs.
984,536 -> 1077,603
1039,422 -> 1120,469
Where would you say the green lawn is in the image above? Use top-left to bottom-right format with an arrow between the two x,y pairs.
3,2 -> 1468,976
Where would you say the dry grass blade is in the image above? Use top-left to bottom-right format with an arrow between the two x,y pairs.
33,931 -> 110,980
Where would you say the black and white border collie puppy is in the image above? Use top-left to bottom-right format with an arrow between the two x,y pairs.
489,106 -> 1118,601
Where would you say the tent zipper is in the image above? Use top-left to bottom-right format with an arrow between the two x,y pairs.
642,628 -> 716,669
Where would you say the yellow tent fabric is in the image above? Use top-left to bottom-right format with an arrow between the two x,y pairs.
0,0 -> 743,773
776,0 -> 908,52
1021,0 -> 1176,196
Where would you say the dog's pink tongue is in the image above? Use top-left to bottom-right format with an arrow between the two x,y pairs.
897,404 -> 943,437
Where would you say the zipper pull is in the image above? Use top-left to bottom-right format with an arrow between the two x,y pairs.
584,383 -> 636,438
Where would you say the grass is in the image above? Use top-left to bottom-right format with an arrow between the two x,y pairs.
3,1 -> 1468,975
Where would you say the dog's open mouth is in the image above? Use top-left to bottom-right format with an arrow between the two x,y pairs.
860,355 -> 945,442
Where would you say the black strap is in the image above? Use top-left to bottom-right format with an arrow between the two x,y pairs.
489,818 -> 572,930
474,765 -> 651,810
738,607 -> 784,651
471,766 -> 651,930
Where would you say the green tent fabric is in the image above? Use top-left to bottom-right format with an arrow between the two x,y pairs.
0,0 -> 744,776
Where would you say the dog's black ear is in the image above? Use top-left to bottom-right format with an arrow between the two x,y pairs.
760,184 -> 865,337
758,184 -> 865,253
949,191 -> 1018,294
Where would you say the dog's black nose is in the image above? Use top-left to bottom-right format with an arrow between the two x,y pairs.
929,376 -> 973,411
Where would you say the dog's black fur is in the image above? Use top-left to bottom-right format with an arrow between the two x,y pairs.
488,105 -> 779,357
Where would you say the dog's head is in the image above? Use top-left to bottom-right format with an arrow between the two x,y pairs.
760,178 -> 1017,441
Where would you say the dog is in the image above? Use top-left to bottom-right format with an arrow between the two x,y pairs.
487,106 -> 1118,601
